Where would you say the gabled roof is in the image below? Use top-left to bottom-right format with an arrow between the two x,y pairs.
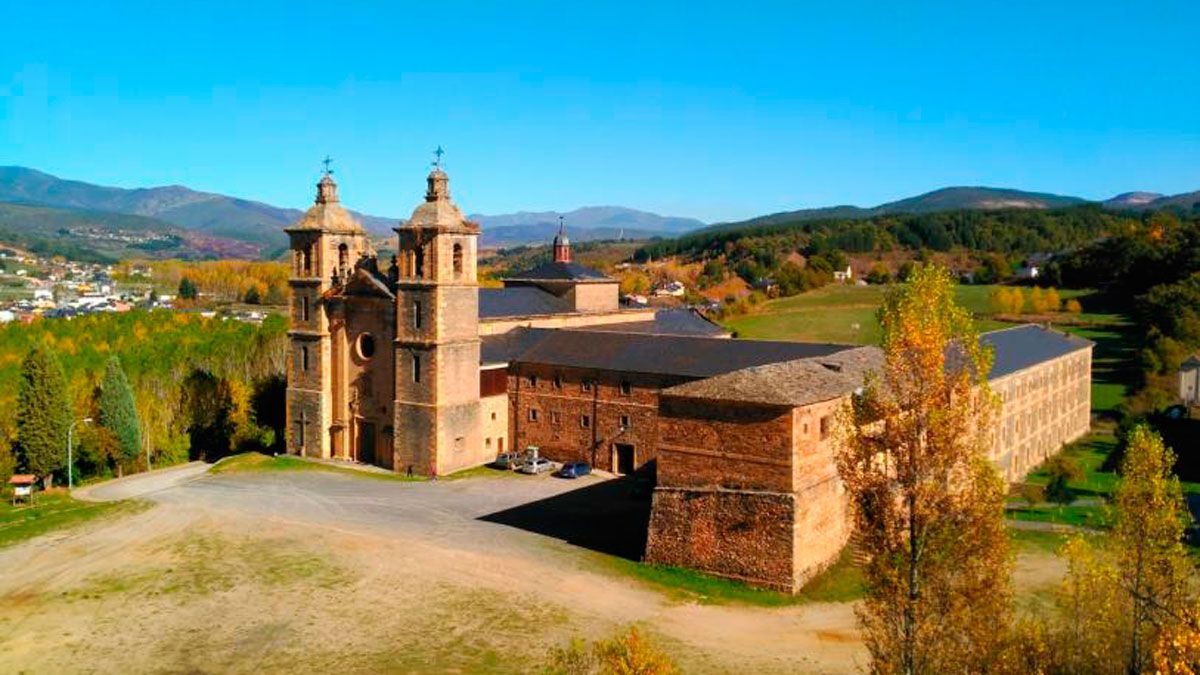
505,330 -> 853,378
505,260 -> 613,282
983,324 -> 1093,379
479,286 -> 571,319
662,348 -> 882,407
564,309 -> 728,337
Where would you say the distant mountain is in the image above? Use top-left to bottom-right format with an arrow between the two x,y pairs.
730,186 -> 1089,230
1142,191 -> 1200,213
0,167 -> 400,252
470,206 -> 705,247
1104,191 -> 1165,208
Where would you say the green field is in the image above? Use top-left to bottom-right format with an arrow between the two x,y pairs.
0,491 -> 149,549
725,283 -> 1090,345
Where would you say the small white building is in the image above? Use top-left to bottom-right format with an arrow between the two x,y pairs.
1181,355 -> 1200,406
653,280 -> 686,297
833,265 -> 853,283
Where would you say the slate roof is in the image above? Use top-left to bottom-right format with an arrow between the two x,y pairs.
479,287 -> 571,319
481,327 -> 554,365
661,348 -> 882,407
983,324 -> 1093,379
505,260 -> 613,282
564,309 -> 728,337
506,330 -> 853,378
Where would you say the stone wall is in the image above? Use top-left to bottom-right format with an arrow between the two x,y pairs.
508,364 -> 684,472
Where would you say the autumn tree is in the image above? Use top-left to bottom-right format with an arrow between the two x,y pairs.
1113,424 -> 1193,673
98,356 -> 141,472
837,264 -> 1009,674
178,276 -> 198,300
16,346 -> 71,485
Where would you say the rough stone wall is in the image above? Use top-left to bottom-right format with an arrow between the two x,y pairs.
645,396 -> 851,593
645,488 -> 798,592
329,295 -> 396,468
991,347 -> 1093,481
508,364 -> 681,472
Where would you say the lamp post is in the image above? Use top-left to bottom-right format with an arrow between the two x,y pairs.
67,417 -> 93,490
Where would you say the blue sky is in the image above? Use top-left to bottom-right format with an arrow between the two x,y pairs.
2,1 -> 1198,223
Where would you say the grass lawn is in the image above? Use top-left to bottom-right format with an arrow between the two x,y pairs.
599,546 -> 863,607
210,452 -> 425,482
0,491 -> 149,549
726,284 -> 1091,346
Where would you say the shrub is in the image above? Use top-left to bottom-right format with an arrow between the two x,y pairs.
1045,455 -> 1085,506
548,627 -> 676,675
1019,482 -> 1045,509
1064,298 -> 1083,314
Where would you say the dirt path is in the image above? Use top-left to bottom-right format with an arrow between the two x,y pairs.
0,468 -> 1069,673
0,470 -> 866,673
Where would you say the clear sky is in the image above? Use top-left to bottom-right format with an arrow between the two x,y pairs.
2,1 -> 1198,223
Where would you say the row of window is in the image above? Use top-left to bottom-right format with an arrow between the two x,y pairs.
526,374 -> 633,396
526,408 -> 631,429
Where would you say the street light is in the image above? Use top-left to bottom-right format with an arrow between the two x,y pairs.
67,417 -> 93,490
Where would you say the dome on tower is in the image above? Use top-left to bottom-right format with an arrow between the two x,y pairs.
403,167 -> 479,233
287,172 -> 365,234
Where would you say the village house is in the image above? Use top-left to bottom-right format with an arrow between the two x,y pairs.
285,163 -> 1094,592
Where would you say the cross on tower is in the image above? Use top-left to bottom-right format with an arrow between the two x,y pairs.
321,155 -> 334,176
432,145 -> 445,170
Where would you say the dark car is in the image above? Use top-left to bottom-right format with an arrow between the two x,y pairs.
492,452 -> 525,470
555,461 -> 592,479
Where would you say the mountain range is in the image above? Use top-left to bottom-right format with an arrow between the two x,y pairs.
0,166 -> 1196,261
716,186 -> 1199,231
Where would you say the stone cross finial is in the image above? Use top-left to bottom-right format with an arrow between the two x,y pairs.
432,145 -> 445,170
322,155 -> 334,175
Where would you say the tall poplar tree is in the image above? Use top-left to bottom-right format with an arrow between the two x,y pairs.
1113,424 -> 1192,674
16,345 -> 71,485
836,264 -> 1010,674
99,356 -> 141,470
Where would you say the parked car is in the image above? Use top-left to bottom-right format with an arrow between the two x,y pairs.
492,452 -> 525,470
518,457 -> 557,475
555,461 -> 591,479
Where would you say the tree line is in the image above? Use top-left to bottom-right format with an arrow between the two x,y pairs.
0,310 -> 287,486
113,259 -> 290,306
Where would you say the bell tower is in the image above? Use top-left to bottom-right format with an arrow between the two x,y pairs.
283,162 -> 369,459
392,159 -> 482,476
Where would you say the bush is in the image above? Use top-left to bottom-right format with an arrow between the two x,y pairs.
548,627 -> 677,675
866,262 -> 891,285
1064,298 -> 1083,314
1045,455 -> 1085,506
1019,482 -> 1045,509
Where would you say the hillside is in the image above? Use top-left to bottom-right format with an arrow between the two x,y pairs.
718,186 -> 1088,231
471,206 -> 704,247
0,167 -> 399,250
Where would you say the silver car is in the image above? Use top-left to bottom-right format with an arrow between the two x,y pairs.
518,457 -> 557,475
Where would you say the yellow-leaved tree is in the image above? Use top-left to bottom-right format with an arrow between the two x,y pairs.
836,264 -> 1010,674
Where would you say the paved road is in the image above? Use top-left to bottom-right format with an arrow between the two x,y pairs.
74,461 -> 211,502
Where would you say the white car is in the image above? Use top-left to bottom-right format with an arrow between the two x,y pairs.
518,457 -> 557,475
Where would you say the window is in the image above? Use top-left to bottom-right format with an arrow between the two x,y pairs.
528,375 -> 538,388
486,437 -> 492,448
580,415 -> 591,429
301,296 -> 310,322
528,409 -> 539,422
303,244 -> 314,276
412,352 -> 421,383
581,380 -> 593,392
412,301 -> 422,329
415,245 -> 425,278
338,243 -> 349,269
620,415 -> 631,429
550,411 -> 561,424
356,333 -> 376,360
553,375 -> 563,390
803,422 -> 809,435
452,243 -> 464,278
300,346 -> 309,372
491,412 -> 497,420
619,381 -> 632,395
819,415 -> 832,440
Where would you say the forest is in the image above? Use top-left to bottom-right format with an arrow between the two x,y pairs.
0,310 -> 287,485
114,259 -> 291,305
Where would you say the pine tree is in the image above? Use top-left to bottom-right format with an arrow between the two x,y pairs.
16,346 -> 71,484
98,356 -> 141,471
178,276 -> 198,300
836,264 -> 1010,674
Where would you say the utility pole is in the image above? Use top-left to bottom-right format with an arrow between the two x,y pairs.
67,417 -> 93,490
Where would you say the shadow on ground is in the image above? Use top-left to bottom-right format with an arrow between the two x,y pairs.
479,476 -> 652,561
